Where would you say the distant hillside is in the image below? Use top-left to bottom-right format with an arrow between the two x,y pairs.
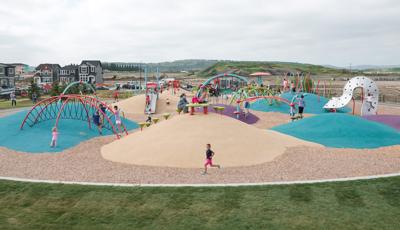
351,65 -> 400,70
103,59 -> 218,72
198,61 -> 346,77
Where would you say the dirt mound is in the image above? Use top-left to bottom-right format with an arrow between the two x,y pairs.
101,113 -> 321,168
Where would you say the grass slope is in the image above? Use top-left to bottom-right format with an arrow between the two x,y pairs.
199,61 -> 346,77
1,177 -> 400,229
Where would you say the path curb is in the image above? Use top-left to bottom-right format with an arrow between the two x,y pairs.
1,172 -> 400,187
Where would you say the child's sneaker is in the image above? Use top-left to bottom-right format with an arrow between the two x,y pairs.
201,172 -> 207,175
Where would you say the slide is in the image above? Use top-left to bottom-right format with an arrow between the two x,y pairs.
323,76 -> 379,116
145,92 -> 157,114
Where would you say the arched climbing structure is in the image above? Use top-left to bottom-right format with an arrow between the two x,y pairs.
20,94 -> 128,139
196,73 -> 249,98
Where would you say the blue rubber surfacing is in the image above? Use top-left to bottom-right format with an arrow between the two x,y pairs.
0,110 -> 138,153
271,113 -> 400,149
250,92 -> 351,114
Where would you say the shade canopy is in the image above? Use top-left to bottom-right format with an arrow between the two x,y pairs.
249,72 -> 272,76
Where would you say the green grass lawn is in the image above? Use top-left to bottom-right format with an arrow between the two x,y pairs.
95,90 -> 135,100
1,177 -> 400,229
0,98 -> 35,110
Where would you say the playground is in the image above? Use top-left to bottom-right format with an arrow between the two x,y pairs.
0,75 -> 400,185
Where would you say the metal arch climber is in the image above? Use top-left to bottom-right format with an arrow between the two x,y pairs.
236,96 -> 291,105
62,81 -> 97,95
20,94 -> 128,139
196,73 -> 249,97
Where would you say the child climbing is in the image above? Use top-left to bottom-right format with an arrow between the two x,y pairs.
50,127 -> 58,148
202,144 -> 221,175
93,110 -> 103,135
366,93 -> 375,110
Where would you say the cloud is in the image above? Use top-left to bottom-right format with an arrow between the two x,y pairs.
0,0 -> 399,66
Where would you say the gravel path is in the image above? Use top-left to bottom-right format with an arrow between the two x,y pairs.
1,136 -> 399,184
1,106 -> 400,185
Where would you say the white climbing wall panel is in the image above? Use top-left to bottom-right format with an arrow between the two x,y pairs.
323,76 -> 379,116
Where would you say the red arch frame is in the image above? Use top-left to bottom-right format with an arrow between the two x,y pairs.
20,94 -> 128,139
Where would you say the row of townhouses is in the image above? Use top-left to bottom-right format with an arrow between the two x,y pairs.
34,60 -> 103,85
0,63 -> 16,95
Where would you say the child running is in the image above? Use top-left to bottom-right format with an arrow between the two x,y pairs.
202,144 -> 221,175
50,127 -> 58,148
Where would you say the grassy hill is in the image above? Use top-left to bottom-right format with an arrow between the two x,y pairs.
104,59 -> 218,72
198,61 -> 348,77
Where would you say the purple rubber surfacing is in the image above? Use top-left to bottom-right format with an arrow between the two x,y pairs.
362,115 -> 400,131
209,104 -> 259,124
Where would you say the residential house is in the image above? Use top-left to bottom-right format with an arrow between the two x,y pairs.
59,64 -> 79,83
78,60 -> 103,84
34,64 -> 61,85
34,61 -> 103,86
0,63 -> 16,95
9,63 -> 28,75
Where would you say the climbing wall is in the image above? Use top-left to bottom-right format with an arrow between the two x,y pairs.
323,76 -> 379,116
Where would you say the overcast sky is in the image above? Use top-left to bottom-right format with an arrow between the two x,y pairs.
0,0 -> 399,66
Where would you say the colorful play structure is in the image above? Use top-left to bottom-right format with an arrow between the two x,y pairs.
323,76 -> 379,116
145,82 -> 158,114
192,72 -> 383,120
20,82 -> 128,139
62,81 -> 97,95
195,73 -> 249,98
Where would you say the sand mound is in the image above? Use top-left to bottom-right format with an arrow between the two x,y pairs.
101,113 -> 321,168
114,90 -> 183,115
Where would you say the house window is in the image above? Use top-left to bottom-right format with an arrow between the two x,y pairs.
0,68 -> 4,74
80,75 -> 88,82
80,66 -> 88,74
91,66 -> 95,72
8,68 -> 14,74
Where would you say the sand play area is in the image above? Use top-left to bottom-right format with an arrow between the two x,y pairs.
101,113 -> 321,168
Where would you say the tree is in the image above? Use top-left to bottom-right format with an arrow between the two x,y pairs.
50,81 -> 61,96
28,80 -> 41,98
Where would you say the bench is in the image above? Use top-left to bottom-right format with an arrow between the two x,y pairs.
186,103 -> 209,115
138,122 -> 147,131
213,106 -> 225,114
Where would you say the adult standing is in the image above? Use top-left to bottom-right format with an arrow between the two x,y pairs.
10,92 -> 17,107
32,92 -> 37,104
